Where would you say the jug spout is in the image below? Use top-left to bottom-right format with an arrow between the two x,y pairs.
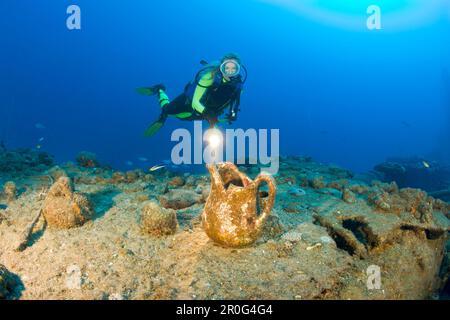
206,164 -> 225,193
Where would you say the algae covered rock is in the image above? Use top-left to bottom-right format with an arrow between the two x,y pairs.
0,147 -> 54,173
288,187 -> 306,197
111,171 -> 126,184
327,179 -> 349,191
125,170 -> 140,183
3,181 -> 17,202
349,184 -> 369,195
141,201 -> 178,236
159,189 -> 203,210
295,222 -> 336,247
168,176 -> 185,188
310,176 -> 326,189
342,188 -> 356,204
47,166 -> 69,181
259,213 -> 285,241
76,151 -> 99,168
42,177 -> 94,229
0,265 -> 15,299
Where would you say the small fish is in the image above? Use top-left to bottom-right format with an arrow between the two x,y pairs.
35,123 -> 46,129
36,144 -> 42,149
125,161 -> 134,166
422,161 -> 430,168
149,165 -> 165,172
306,243 -> 322,251
138,157 -> 148,162
401,121 -> 412,128
38,137 -> 45,142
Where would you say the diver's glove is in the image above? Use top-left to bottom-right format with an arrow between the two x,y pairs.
202,109 -> 219,128
202,108 -> 217,119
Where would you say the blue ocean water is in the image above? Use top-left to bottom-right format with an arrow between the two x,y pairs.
1,0 -> 449,173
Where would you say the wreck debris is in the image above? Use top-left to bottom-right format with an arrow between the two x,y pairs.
368,190 -> 391,212
313,181 -> 449,260
374,157 -> 450,194
15,209 -> 44,252
0,151 -> 448,300
314,214 -> 369,258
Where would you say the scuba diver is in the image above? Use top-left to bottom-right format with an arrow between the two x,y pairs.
137,53 -> 247,137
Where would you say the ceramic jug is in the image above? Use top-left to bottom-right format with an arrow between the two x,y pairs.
202,162 -> 276,247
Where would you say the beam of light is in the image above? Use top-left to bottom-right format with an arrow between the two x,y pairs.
204,127 -> 223,151
208,132 -> 222,149
256,0 -> 447,31
203,128 -> 224,164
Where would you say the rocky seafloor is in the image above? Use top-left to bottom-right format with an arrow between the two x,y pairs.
0,148 -> 449,300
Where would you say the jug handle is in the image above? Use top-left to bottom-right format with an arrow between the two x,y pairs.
254,174 -> 276,229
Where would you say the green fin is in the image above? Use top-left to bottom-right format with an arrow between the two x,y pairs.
174,112 -> 193,119
144,120 -> 165,137
136,87 -> 157,96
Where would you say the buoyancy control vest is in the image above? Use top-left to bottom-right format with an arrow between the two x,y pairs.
184,61 -> 246,114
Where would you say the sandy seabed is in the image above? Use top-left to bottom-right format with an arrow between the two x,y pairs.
0,153 -> 449,300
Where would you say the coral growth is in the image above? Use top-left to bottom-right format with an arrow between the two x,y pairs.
342,188 -> 356,204
168,176 -> 185,188
140,201 -> 178,236
76,151 -> 99,168
0,147 -> 53,173
0,152 -> 448,300
3,181 -> 17,202
0,265 -> 15,299
310,176 -> 326,189
159,189 -> 203,210
367,183 -> 440,224
47,166 -> 68,181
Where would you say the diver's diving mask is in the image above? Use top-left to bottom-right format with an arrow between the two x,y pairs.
220,59 -> 241,79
